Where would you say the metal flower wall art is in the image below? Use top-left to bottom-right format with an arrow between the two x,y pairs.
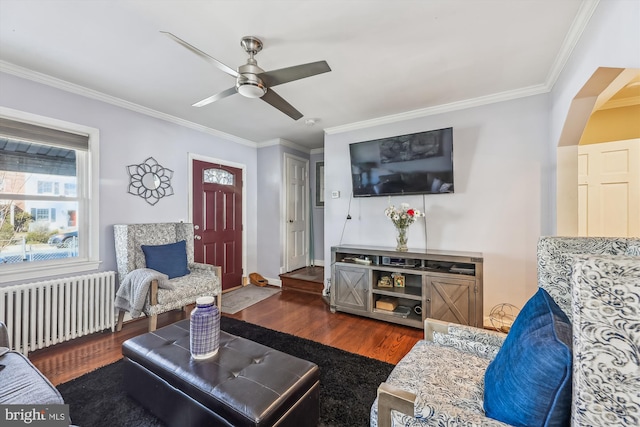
127,157 -> 174,205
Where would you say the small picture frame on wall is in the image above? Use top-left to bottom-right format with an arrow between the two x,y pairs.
392,272 -> 405,287
315,162 -> 325,207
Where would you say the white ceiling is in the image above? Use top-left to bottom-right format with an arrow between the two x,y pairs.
0,0 -> 594,150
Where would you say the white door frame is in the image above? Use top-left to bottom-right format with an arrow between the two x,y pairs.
282,152 -> 310,273
188,152 -> 248,282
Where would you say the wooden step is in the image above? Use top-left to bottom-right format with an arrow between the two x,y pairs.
279,266 -> 324,295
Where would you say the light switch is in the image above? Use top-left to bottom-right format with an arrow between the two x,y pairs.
331,190 -> 340,199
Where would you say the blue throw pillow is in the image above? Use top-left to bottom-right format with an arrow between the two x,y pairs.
141,240 -> 190,280
484,288 -> 572,427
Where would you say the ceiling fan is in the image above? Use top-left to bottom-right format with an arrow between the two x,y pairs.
161,31 -> 331,120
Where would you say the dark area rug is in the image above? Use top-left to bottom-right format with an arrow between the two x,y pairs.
58,317 -> 395,427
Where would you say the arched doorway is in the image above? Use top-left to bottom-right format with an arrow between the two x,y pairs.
556,67 -> 640,237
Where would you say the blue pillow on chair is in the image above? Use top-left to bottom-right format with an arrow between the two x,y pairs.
484,288 -> 572,427
141,240 -> 190,279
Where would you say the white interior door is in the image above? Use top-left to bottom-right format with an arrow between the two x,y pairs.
285,154 -> 309,272
578,139 -> 640,237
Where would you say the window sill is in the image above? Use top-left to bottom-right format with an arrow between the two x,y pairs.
0,260 -> 102,285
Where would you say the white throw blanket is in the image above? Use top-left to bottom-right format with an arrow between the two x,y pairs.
114,268 -> 171,318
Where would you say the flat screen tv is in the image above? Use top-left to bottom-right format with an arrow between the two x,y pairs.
349,127 -> 454,197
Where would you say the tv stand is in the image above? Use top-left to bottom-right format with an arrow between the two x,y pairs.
330,244 -> 483,329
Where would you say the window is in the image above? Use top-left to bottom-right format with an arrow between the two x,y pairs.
37,181 -> 54,194
203,168 -> 234,185
64,183 -> 76,196
0,107 -> 100,283
32,208 -> 51,222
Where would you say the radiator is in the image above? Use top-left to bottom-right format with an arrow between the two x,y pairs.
0,271 -> 117,355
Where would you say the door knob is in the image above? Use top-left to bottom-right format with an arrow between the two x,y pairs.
289,220 -> 294,223
195,235 -> 202,240
194,225 -> 200,230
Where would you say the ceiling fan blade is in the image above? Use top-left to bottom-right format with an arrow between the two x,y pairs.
192,87 -> 237,107
161,31 -> 239,78
258,61 -> 331,87
261,89 -> 303,120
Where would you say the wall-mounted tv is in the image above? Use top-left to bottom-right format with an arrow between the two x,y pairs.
349,127 -> 454,197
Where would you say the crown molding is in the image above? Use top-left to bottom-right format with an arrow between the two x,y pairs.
279,138 -> 310,153
258,138 -> 285,148
325,1 -> 600,136
544,0 -> 600,91
0,61 -> 257,148
310,148 -> 324,155
257,138 -> 310,154
325,83 -> 548,135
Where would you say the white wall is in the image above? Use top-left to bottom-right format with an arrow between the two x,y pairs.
0,71 -> 259,277
256,143 -> 310,282
324,94 -> 549,314
547,0 -> 640,234
310,151 -> 325,266
256,144 -> 282,281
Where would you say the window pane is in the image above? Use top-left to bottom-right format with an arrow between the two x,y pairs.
0,199 -> 79,264
0,136 -> 79,265
5,173 -> 77,197
0,138 -> 76,196
203,168 -> 234,185
35,208 -> 49,221
0,113 -> 98,283
64,183 -> 76,196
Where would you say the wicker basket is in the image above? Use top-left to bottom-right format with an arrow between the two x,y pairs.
249,272 -> 268,287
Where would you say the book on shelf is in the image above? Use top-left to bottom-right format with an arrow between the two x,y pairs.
375,297 -> 398,311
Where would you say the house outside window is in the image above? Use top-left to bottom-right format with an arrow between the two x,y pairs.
64,183 -> 76,197
0,107 -> 100,283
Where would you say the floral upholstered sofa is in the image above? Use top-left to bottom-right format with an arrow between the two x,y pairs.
372,236 -> 640,427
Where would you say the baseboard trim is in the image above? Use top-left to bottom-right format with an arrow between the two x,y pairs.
265,277 -> 282,287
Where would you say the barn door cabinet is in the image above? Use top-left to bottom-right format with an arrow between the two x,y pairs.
330,245 -> 483,329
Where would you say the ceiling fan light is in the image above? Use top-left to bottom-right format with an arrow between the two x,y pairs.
237,83 -> 266,98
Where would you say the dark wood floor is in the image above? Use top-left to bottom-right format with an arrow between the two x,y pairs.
28,288 -> 423,386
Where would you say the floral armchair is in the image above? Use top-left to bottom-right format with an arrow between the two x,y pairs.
372,236 -> 640,427
114,222 -> 221,332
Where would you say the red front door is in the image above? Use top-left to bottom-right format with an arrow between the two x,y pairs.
192,160 -> 243,290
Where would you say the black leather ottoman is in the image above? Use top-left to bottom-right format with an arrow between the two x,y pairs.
122,319 -> 319,427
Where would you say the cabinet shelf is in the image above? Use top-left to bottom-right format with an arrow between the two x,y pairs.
370,309 -> 423,328
331,244 -> 484,329
372,286 -> 421,301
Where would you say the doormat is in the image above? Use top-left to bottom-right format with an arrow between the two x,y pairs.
221,284 -> 281,314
